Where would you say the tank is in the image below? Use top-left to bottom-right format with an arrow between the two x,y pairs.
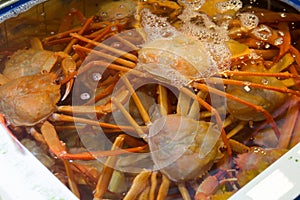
0,0 -> 299,199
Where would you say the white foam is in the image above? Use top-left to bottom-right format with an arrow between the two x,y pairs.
140,9 -> 179,42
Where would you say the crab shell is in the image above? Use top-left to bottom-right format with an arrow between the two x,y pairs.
148,115 -> 223,182
3,48 -> 59,80
0,73 -> 61,126
138,35 -> 218,85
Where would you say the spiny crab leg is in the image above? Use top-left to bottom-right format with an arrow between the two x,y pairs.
70,32 -> 138,62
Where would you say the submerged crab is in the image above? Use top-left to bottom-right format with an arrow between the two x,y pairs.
0,38 -> 75,126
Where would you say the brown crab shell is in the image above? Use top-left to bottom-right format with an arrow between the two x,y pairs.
0,73 -> 61,126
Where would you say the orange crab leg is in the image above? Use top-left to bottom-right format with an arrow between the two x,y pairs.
64,16 -> 94,54
72,44 -> 136,68
41,121 -> 147,161
222,70 -> 300,79
70,32 -> 138,62
192,82 -> 281,138
51,113 -> 148,134
207,77 -> 300,97
71,24 -> 115,62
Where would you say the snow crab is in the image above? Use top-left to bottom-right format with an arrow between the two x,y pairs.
0,37 -> 76,126
1,0 -> 300,199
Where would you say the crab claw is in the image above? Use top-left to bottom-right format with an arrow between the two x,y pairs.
61,55 -> 77,101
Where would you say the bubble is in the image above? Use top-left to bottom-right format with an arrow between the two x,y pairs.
112,42 -> 121,48
216,0 -> 243,13
251,25 -> 272,41
274,37 -> 283,46
261,79 -> 269,85
140,9 -> 179,42
239,13 -> 259,30
101,11 -> 107,17
80,92 -> 90,100
92,72 -> 102,81
111,26 -> 117,31
280,13 -> 286,18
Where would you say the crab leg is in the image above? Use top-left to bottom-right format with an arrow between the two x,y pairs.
73,44 -> 136,68
58,89 -> 129,115
157,85 -> 169,116
120,73 -> 151,125
180,87 -> 232,156
93,135 -> 124,199
227,121 -> 248,138
62,160 -> 80,198
157,174 -> 171,200
51,113 -> 148,134
178,182 -> 191,200
150,172 -> 158,200
41,120 -> 147,161
193,82 -> 281,138
208,77 -> 300,97
111,97 -> 146,138
64,16 -> 94,54
222,71 -> 300,79
177,91 -> 193,116
229,139 -> 250,153
123,170 -> 152,200
70,33 -> 138,62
